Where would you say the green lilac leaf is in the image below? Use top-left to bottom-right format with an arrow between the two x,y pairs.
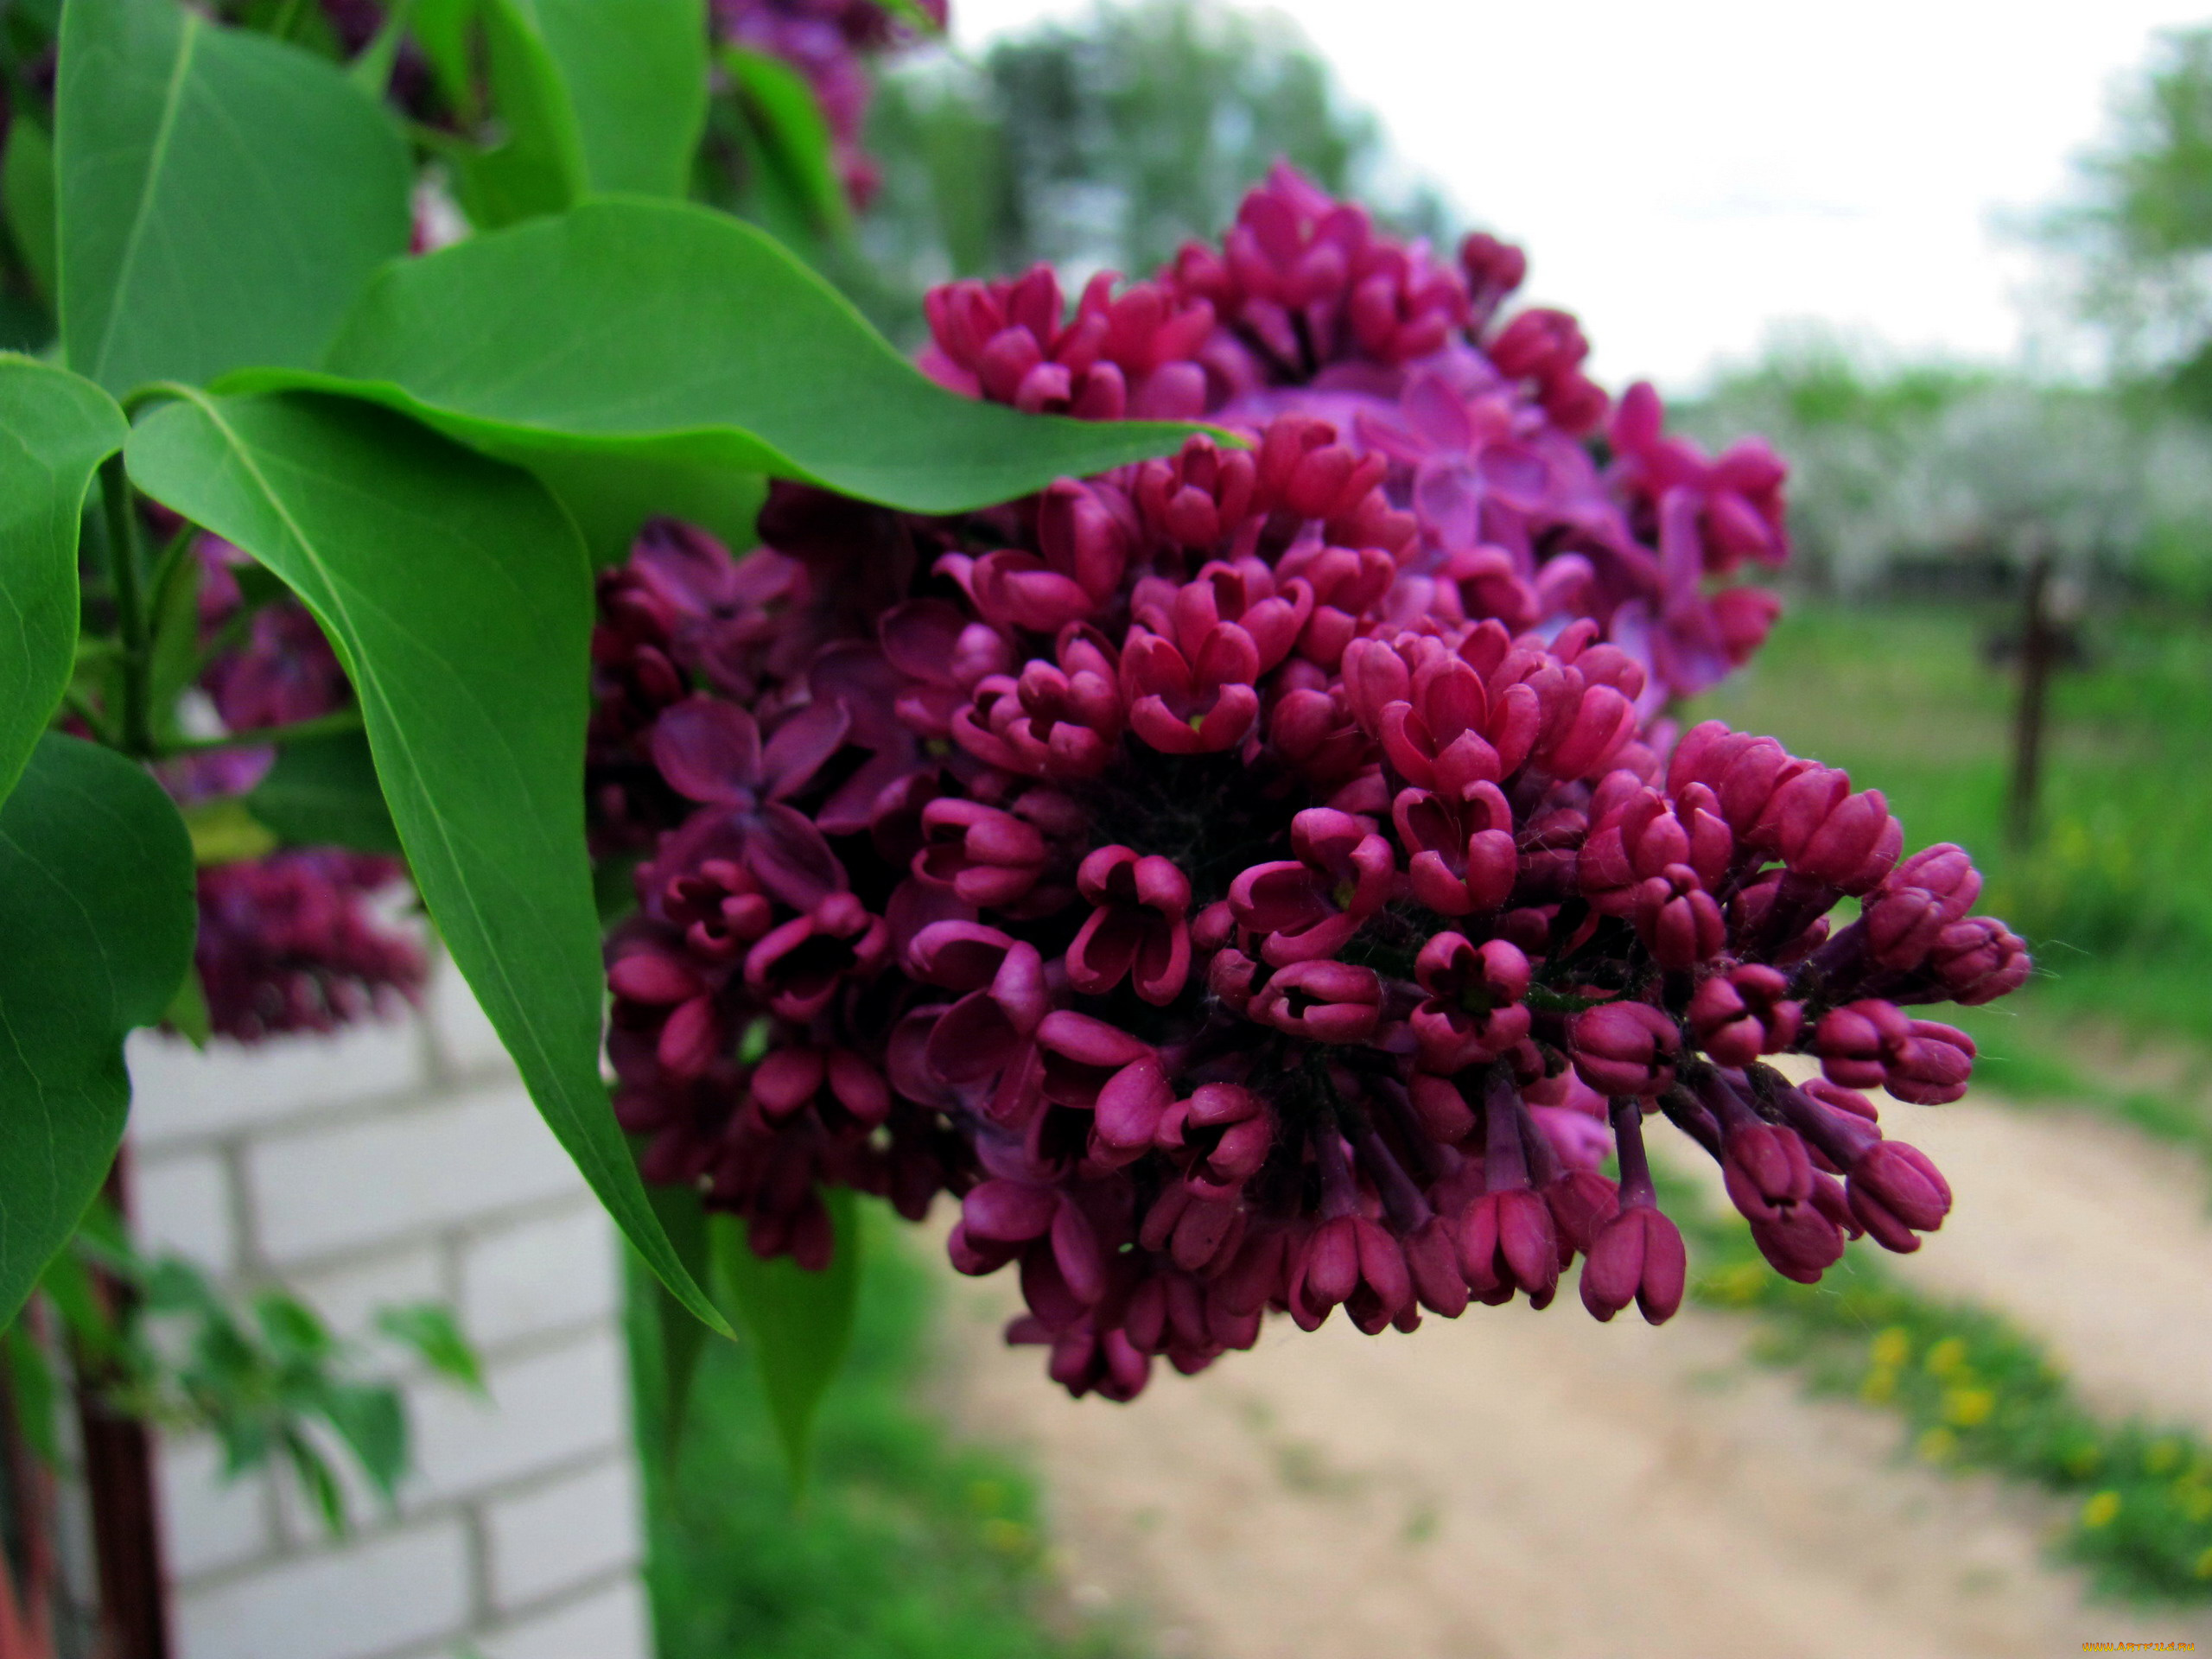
123,389 -> 734,1342
524,0 -> 709,199
252,1290 -> 334,1363
525,448 -> 767,566
143,531 -> 204,741
374,1302 -> 486,1395
410,0 -> 482,119
162,964 -> 211,1049
446,0 -> 706,229
725,45 -> 849,240
711,1189 -> 861,1491
3,118 -> 58,304
317,1381 -> 408,1502
0,734 -> 196,1327
180,796 -> 278,866
245,731 -> 404,855
0,358 -> 126,805
55,0 -> 411,395
281,1429 -> 348,1535
450,0 -> 587,229
873,0 -> 940,35
346,0 -> 417,98
2,1325 -> 58,1462
644,1175 -> 710,1460
227,197 -> 1201,514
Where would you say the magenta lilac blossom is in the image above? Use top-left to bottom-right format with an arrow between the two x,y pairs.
594,167 -> 2028,1401
163,537 -> 428,1043
924,162 -> 1789,708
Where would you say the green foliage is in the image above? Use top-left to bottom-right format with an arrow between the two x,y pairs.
373,1302 -> 487,1396
711,1192 -> 862,1491
1670,1175 -> 2212,1602
0,359 -> 125,803
231,197 -> 1199,528
0,735 -> 194,1327
2045,26 -> 2212,386
632,1216 -> 1138,1659
448,0 -> 589,226
122,389 -> 733,1342
3,115 -> 58,309
243,730 -> 404,855
524,0 -> 709,199
639,1175 -> 713,1463
448,0 -> 709,228
22,1211 -> 481,1534
54,0 -> 411,395
721,44 -> 853,249
4,0 -> 1198,1440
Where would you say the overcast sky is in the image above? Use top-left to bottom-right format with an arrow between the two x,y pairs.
945,0 -> 2212,391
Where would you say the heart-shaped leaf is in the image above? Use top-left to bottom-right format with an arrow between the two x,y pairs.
0,358 -> 126,805
0,733 -> 196,1325
226,197 -> 1201,518
56,0 -> 410,396
123,388 -> 731,1340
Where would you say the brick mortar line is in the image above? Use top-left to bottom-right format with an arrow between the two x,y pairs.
213,1187 -> 607,1293
127,1054 -> 526,1160
476,1562 -> 647,1655
367,1562 -> 645,1659
167,1440 -> 638,1598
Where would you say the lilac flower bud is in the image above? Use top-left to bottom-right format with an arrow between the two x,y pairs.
1542,1167 -> 1620,1255
1580,1205 -> 1686,1324
1294,1214 -> 1414,1335
1749,1203 -> 1846,1283
1570,1001 -> 1681,1096
1849,1140 -> 1952,1236
1403,1214 -> 1471,1318
1929,918 -> 2032,1005
1688,963 -> 1802,1066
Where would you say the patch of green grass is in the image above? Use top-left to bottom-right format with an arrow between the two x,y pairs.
630,1214 -> 1140,1659
1666,1172 -> 2212,1603
1690,599 -> 2212,1046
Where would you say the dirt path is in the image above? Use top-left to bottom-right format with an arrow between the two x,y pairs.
1846,1093 -> 2212,1432
933,1088 -> 2212,1659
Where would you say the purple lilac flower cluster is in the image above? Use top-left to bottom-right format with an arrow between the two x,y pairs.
593,168 -> 2027,1402
164,541 -> 425,1044
919,162 -> 1789,710
712,0 -> 947,207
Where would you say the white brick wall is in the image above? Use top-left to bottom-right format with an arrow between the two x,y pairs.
127,959 -> 651,1659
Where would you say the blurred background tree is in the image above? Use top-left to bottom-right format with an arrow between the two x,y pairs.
2042,25 -> 2212,411
851,0 -> 1451,339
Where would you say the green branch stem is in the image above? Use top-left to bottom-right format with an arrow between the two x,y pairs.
162,709 -> 364,758
97,454 -> 154,758
60,689 -> 118,748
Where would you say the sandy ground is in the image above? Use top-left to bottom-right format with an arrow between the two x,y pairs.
931,1088 -> 2212,1659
